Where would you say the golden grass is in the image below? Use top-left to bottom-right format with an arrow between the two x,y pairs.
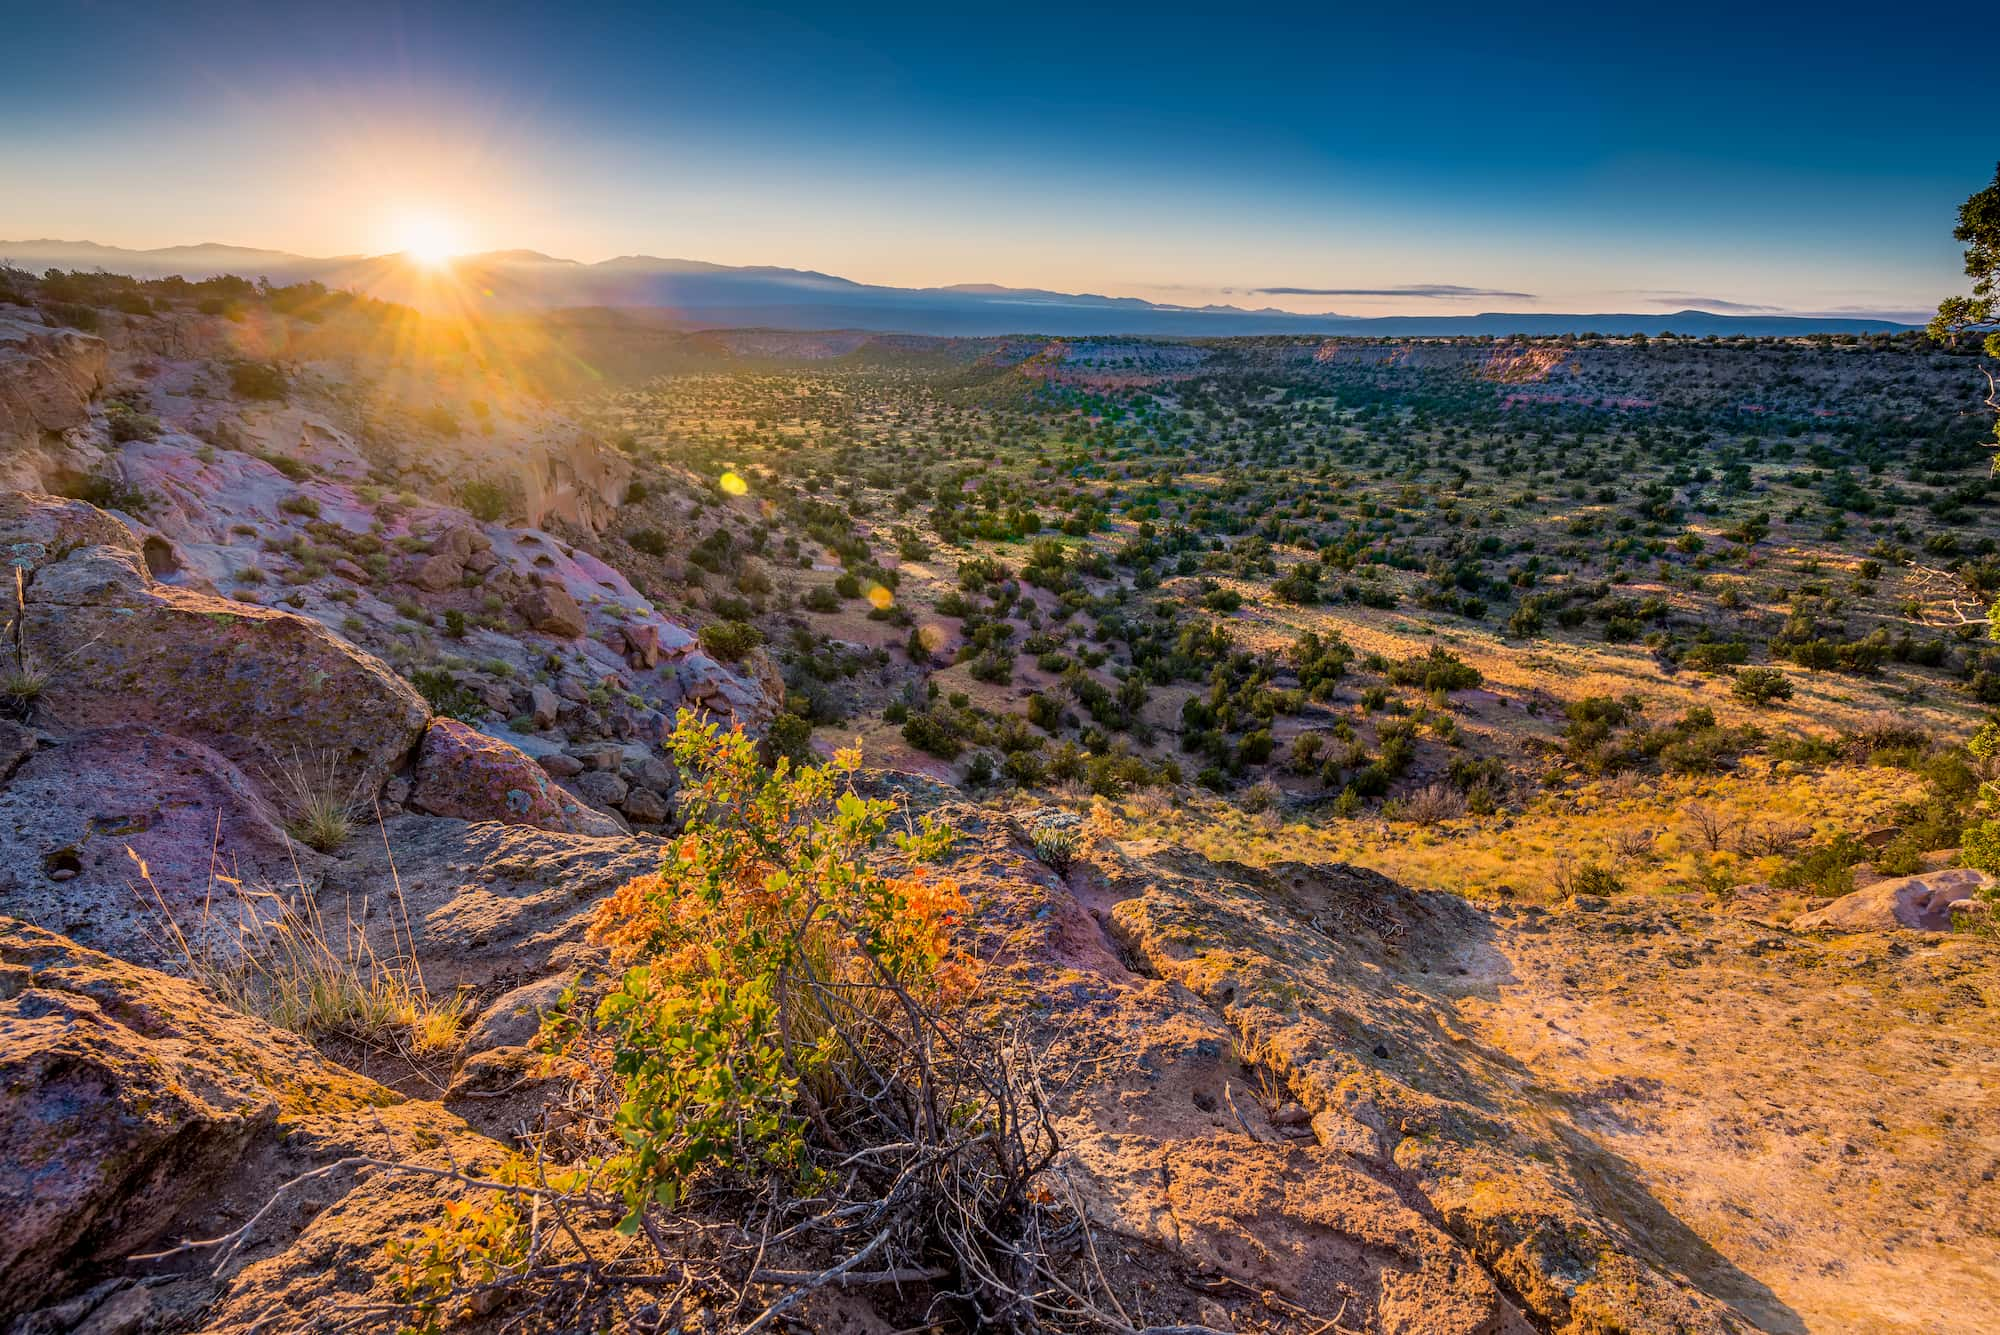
1105,759 -> 1927,903
128,821 -> 463,1056
262,749 -> 362,852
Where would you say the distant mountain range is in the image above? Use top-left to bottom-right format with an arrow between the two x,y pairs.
0,238 -> 1921,337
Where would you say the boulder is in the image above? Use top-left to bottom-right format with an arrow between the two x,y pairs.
0,492 -> 134,584
572,742 -> 622,771
18,530 -> 430,800
406,548 -> 464,592
575,768 -> 629,810
0,917 -> 508,1326
404,523 -> 484,592
0,947 -> 280,1319
0,727 -> 319,967
620,749 -> 677,795
0,318 -> 107,450
620,621 -> 661,668
538,750 -> 583,778
320,814 -> 660,992
406,717 -> 619,836
1792,867 -> 1994,933
459,973 -> 575,1057
515,581 -> 585,638
620,785 -> 670,824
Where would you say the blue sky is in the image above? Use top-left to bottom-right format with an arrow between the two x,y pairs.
0,1 -> 1983,317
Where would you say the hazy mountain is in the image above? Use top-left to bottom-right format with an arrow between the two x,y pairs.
0,238 -> 1919,336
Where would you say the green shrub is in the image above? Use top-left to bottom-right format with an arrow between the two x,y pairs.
543,714 -> 964,1222
459,480 -> 514,523
698,619 -> 761,662
229,360 -> 289,400
1964,820 -> 2000,877
1772,832 -> 1870,896
1731,667 -> 1794,706
760,711 -> 815,768
409,668 -> 484,721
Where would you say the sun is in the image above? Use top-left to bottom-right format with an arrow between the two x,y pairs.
396,213 -> 458,268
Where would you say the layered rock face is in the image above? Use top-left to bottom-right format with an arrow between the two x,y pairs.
917,796 -> 2000,1335
0,919 -> 507,1329
21,536 -> 431,799
0,316 -> 108,452
0,726 -> 320,965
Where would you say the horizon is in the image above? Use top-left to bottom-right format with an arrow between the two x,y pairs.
0,236 -> 1930,334
1,2 -> 1984,324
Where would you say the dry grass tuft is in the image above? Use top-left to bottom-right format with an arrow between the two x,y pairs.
263,749 -> 362,852
127,825 -> 462,1056
1393,782 -> 1466,826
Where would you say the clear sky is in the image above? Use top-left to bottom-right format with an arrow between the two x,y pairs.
0,1 -> 1984,319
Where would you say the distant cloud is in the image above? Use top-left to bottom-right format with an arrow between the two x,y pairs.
1254,283 -> 1534,301
1634,291 -> 1786,313
1811,304 -> 1933,322
1622,292 -> 1925,325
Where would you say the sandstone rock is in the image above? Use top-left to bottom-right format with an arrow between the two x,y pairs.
1,958 -> 276,1318
1792,867 -> 1993,933
0,727 -> 320,966
0,318 -> 107,452
444,1042 -> 536,1101
405,523 -> 484,591
23,541 -> 148,604
321,814 -> 659,992
620,621 -> 661,667
529,683 -> 561,728
407,717 -> 619,836
0,914 -> 518,1329
0,717 -> 36,777
945,813 -> 1753,1335
0,492 -> 134,583
572,741 -> 623,771
621,749 -> 677,795
406,548 -> 464,592
19,529 -> 429,799
516,581 -> 585,638
460,973 -> 574,1057
0,917 -> 442,1321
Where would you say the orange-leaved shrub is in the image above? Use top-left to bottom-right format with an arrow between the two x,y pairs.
543,709 -> 965,1227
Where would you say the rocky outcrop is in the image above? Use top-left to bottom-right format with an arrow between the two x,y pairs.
1,944 -> 283,1318
0,726 -> 319,966
17,531 -> 430,800
0,492 -> 133,580
320,813 -> 659,993
0,923 -> 498,1319
0,918 -> 511,1328
407,717 -> 619,835
1087,847 -> 1744,1333
893,796 -> 2000,1335
0,317 -> 107,451
1792,866 -> 1993,932
515,579 -> 587,638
